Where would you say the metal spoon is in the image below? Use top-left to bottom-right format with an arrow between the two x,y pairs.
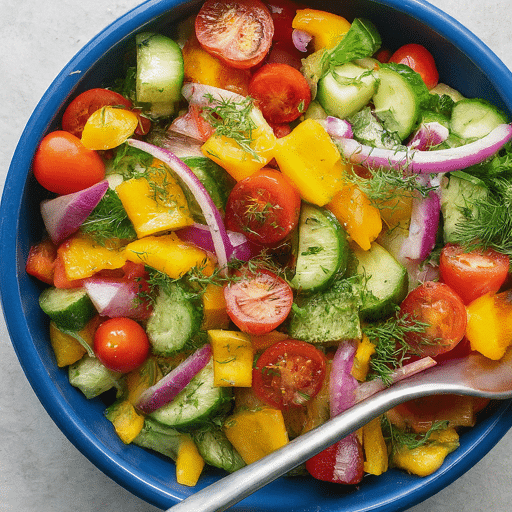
167,348 -> 512,512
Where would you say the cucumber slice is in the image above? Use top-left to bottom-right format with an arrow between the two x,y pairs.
39,287 -> 96,331
149,359 -> 232,430
350,242 -> 408,321
316,62 -> 378,119
136,32 -> 184,117
373,64 -> 429,140
133,417 -> 182,461
68,355 -> 121,399
146,283 -> 203,356
290,204 -> 348,292
450,98 -> 508,139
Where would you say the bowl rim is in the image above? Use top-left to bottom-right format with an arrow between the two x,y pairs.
2,0 -> 512,510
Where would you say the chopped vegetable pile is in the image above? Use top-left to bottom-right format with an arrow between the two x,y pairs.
26,0 -> 512,489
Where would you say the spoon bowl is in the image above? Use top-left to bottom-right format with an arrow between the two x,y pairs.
168,349 -> 512,512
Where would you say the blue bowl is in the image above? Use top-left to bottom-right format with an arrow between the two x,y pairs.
2,0 -> 512,510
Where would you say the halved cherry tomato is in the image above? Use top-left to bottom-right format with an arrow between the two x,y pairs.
224,167 -> 301,245
94,317 -> 150,373
265,40 -> 303,70
399,281 -> 467,358
252,339 -> 326,409
439,243 -> 510,305
61,88 -> 132,138
248,63 -> 311,123
389,43 -> 439,89
32,131 -> 105,194
195,0 -> 274,69
224,268 -> 293,334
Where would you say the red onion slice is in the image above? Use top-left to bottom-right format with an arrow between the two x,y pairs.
136,344 -> 212,413
407,121 -> 449,150
181,83 -> 245,107
337,123 -> 512,173
127,139 -> 231,270
292,29 -> 312,52
329,340 -> 359,416
320,116 -> 353,140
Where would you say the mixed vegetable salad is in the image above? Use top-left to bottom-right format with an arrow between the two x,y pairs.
26,0 -> 512,488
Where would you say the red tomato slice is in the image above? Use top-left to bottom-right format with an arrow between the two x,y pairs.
195,0 -> 274,69
94,317 -> 150,373
225,167 -> 301,245
439,243 -> 510,304
61,88 -> 132,138
248,62 -> 311,123
224,268 -> 293,334
399,281 -> 467,358
389,43 -> 439,89
252,339 -> 326,409
32,131 -> 105,194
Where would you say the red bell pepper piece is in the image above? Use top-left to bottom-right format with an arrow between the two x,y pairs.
25,239 -> 57,285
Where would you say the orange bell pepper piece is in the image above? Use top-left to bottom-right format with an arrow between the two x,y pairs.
26,238 -> 57,285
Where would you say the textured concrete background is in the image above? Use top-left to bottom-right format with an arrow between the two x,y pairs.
1,0 -> 512,510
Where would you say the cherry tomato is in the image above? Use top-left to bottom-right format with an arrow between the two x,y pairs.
61,88 -> 132,138
439,243 -> 510,304
252,339 -> 327,409
264,0 -> 299,45
131,108 -> 152,136
32,131 -> 105,194
94,317 -> 150,373
389,43 -> 439,89
248,63 -> 311,123
225,168 -> 301,245
399,281 -> 467,358
195,0 -> 274,69
224,268 -> 293,334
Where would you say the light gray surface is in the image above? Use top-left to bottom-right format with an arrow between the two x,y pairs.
1,1 -> 512,511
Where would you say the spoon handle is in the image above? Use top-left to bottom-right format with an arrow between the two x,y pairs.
167,379 -> 441,512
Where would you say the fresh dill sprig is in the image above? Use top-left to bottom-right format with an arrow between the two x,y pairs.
200,94 -> 259,159
363,313 -> 430,385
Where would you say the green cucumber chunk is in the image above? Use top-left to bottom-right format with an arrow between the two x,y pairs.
290,204 -> 348,292
350,242 -> 408,321
133,417 -> 183,461
68,355 -> 121,399
149,359 -> 232,430
317,62 -> 378,119
449,98 -> 508,139
136,32 -> 184,117
39,287 -> 96,331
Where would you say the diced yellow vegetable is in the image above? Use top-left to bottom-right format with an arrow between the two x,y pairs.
292,9 -> 351,51
351,335 -> 377,382
176,434 -> 205,487
209,329 -> 254,387
327,184 -> 382,251
125,357 -> 160,406
466,291 -> 512,360
362,417 -> 388,475
301,359 -> 331,434
392,427 -> 459,477
106,400 -> 145,444
224,408 -> 289,464
58,233 -> 126,280
202,108 -> 276,181
116,159 -> 193,238
124,233 -> 215,278
249,330 -> 289,352
201,283 -> 230,330
182,35 -> 250,96
274,119 -> 345,206
49,321 -> 87,367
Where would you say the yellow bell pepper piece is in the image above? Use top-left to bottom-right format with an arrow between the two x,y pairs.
292,9 -> 351,51
466,291 -> 512,360
125,357 -> 160,406
209,329 -> 254,387
116,160 -> 194,238
327,183 -> 382,251
81,106 -> 139,150
106,400 -> 145,444
351,334 -> 377,382
224,408 -> 289,464
176,434 -> 205,487
183,35 -> 250,96
202,107 -> 276,181
49,321 -> 87,367
124,233 -> 215,279
249,330 -> 289,352
301,359 -> 331,435
201,283 -> 230,330
362,416 -> 388,475
58,233 -> 126,280
274,119 -> 345,206
392,427 -> 459,477
376,193 -> 414,230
